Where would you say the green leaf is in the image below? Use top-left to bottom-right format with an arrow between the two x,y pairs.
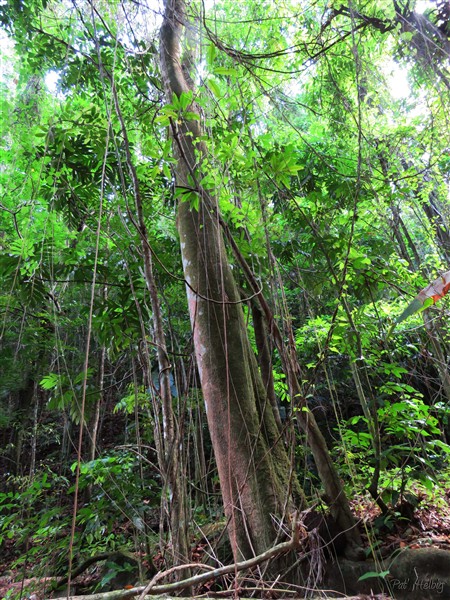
8,237 -> 35,259
172,90 -> 193,111
206,42 -> 216,67
207,78 -> 222,98
214,67 -> 238,77
358,570 -> 390,582
430,439 -> 450,454
184,111 -> 200,121
40,373 -> 59,390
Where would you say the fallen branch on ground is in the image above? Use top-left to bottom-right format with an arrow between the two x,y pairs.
40,597 -> 386,600
41,518 -> 304,600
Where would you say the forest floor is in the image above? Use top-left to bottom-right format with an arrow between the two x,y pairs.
1,491 -> 450,600
351,490 -> 450,554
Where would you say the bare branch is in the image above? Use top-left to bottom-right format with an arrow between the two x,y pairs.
42,526 -> 304,600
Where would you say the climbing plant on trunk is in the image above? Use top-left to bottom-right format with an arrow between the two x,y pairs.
160,0 -> 306,564
159,0 -> 362,564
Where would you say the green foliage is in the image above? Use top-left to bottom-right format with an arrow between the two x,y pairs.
72,451 -> 159,551
273,371 -> 290,403
0,469 -> 71,568
155,91 -> 199,126
40,369 -> 95,423
339,380 -> 450,495
1,0 -> 450,579
0,450 -> 159,571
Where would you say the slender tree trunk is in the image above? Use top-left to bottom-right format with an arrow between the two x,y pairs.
423,312 -> 450,403
84,344 -> 106,504
137,195 -> 189,572
160,0 -> 306,566
13,378 -> 35,475
88,345 -> 106,462
397,212 -> 422,268
377,149 -> 420,270
88,283 -> 108,463
251,302 -> 283,434
421,188 -> 450,262
109,55 -> 189,570
389,204 -> 416,270
29,381 -> 39,477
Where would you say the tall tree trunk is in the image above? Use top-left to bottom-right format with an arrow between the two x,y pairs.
421,188 -> 450,262
389,203 -> 417,270
13,378 -> 35,475
108,49 -> 189,570
220,212 -> 362,552
251,302 -> 283,434
423,312 -> 450,404
160,0 -> 306,566
88,345 -> 106,463
28,381 -> 39,477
